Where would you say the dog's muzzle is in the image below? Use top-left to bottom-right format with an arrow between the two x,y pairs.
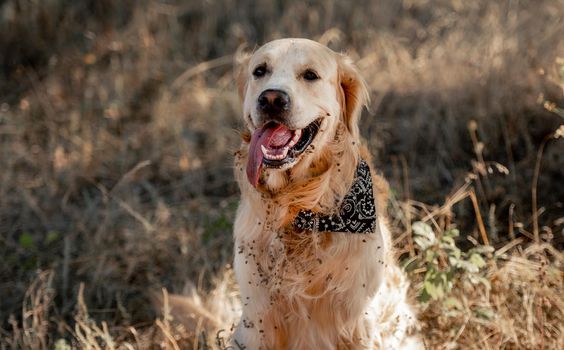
257,89 -> 290,121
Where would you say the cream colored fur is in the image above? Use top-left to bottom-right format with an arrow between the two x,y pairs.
232,38 -> 423,349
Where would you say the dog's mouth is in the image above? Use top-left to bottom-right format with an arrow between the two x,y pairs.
246,118 -> 322,187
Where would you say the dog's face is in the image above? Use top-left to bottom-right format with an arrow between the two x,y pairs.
237,38 -> 369,188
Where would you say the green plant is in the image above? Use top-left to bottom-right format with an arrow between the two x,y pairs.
407,221 -> 493,304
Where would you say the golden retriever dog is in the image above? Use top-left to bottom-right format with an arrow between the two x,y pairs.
232,38 -> 424,349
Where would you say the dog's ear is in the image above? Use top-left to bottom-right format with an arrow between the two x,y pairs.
235,50 -> 251,103
338,56 -> 370,139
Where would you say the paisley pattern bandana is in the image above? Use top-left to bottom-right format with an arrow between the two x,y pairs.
294,159 -> 377,233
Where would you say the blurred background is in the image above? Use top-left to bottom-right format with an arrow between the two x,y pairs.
0,0 -> 563,348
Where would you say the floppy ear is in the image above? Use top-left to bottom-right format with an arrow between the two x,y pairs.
338,56 -> 370,139
235,51 -> 251,103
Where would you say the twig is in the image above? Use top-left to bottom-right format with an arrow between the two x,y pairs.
128,327 -> 142,349
468,120 -> 491,201
155,319 -> 181,350
469,188 -> 489,246
494,237 -> 525,258
109,160 -> 152,195
400,155 -> 415,257
63,235 -> 71,310
114,197 -> 155,232
508,203 -> 515,241
531,131 -> 558,244
419,181 -> 471,222
171,55 -> 233,91
100,160 -> 155,232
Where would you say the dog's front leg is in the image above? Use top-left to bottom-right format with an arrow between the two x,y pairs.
232,246 -> 273,349
232,199 -> 274,349
232,318 -> 262,350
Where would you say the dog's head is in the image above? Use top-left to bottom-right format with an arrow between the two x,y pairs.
237,38 -> 369,189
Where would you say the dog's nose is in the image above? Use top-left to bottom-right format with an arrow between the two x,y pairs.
257,89 -> 290,116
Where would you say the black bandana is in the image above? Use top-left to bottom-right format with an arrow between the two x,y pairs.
294,159 -> 377,233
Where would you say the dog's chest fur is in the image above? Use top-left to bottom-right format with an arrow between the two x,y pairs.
232,156 -> 389,348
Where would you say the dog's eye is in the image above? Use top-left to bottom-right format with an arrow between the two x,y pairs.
303,69 -> 320,81
253,64 -> 267,78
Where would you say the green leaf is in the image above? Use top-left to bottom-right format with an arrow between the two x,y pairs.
414,236 -> 431,250
469,253 -> 487,269
444,297 -> 463,310
441,235 -> 456,245
54,339 -> 72,350
424,269 -> 449,300
45,231 -> 60,244
474,307 -> 495,320
19,233 -> 35,250
444,228 -> 460,238
412,221 -> 436,249
424,249 -> 437,263
402,256 -> 419,272
456,259 -> 479,273
469,245 -> 494,255
468,275 -> 491,289
444,309 -> 461,317
448,255 -> 460,266
418,288 -> 431,303
424,279 -> 444,300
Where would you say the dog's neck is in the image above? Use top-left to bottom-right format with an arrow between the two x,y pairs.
293,159 -> 377,233
235,122 -> 362,230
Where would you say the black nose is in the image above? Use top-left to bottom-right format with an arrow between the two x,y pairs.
257,89 -> 290,116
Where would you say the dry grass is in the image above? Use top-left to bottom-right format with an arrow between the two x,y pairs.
0,0 -> 563,349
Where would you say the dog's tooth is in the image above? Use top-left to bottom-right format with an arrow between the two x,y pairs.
262,146 -> 276,160
288,131 -> 300,147
260,144 -> 291,161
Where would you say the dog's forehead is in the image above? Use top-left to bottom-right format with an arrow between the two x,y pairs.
250,39 -> 338,71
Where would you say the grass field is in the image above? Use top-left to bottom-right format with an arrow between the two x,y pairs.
0,0 -> 563,349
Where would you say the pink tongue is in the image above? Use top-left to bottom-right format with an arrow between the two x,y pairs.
246,123 -> 293,187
